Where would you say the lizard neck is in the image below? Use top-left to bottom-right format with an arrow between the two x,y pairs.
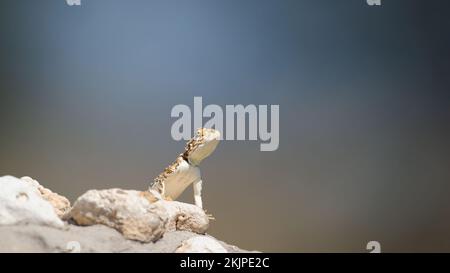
182,150 -> 202,166
187,157 -> 200,167
185,150 -> 207,166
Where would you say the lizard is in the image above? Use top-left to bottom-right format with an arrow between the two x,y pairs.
149,128 -> 220,213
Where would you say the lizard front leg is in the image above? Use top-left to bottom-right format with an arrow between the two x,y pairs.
193,180 -> 215,220
193,179 -> 215,220
193,179 -> 203,209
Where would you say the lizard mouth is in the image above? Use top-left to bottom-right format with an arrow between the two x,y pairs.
198,128 -> 221,142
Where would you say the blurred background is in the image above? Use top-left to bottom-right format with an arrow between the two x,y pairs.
1,0 -> 450,252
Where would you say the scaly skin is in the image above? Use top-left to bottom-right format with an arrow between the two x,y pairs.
149,128 -> 220,213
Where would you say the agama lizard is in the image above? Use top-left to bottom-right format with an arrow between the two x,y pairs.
149,128 -> 220,211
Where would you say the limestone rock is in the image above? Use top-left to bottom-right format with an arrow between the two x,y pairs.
69,189 -> 167,243
0,176 -> 64,228
156,200 -> 209,234
0,225 -> 251,253
175,236 -> 228,253
68,189 -> 211,243
20,176 -> 71,218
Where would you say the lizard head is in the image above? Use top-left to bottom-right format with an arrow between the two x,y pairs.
183,128 -> 220,166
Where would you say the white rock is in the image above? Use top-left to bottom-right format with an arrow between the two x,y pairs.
69,189 -> 211,243
175,236 -> 228,253
69,189 -> 168,243
0,176 -> 64,228
155,200 -> 209,234
20,176 -> 71,218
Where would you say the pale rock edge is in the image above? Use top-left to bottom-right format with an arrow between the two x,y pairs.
0,175 -> 253,253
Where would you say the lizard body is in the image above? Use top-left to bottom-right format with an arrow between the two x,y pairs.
149,128 -> 220,209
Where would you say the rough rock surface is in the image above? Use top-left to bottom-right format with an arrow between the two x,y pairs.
69,189 -> 167,243
175,236 -> 228,253
155,200 -> 209,233
0,176 -> 63,228
68,189 -> 210,243
0,224 -> 251,253
20,176 -> 71,218
0,176 -> 254,253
